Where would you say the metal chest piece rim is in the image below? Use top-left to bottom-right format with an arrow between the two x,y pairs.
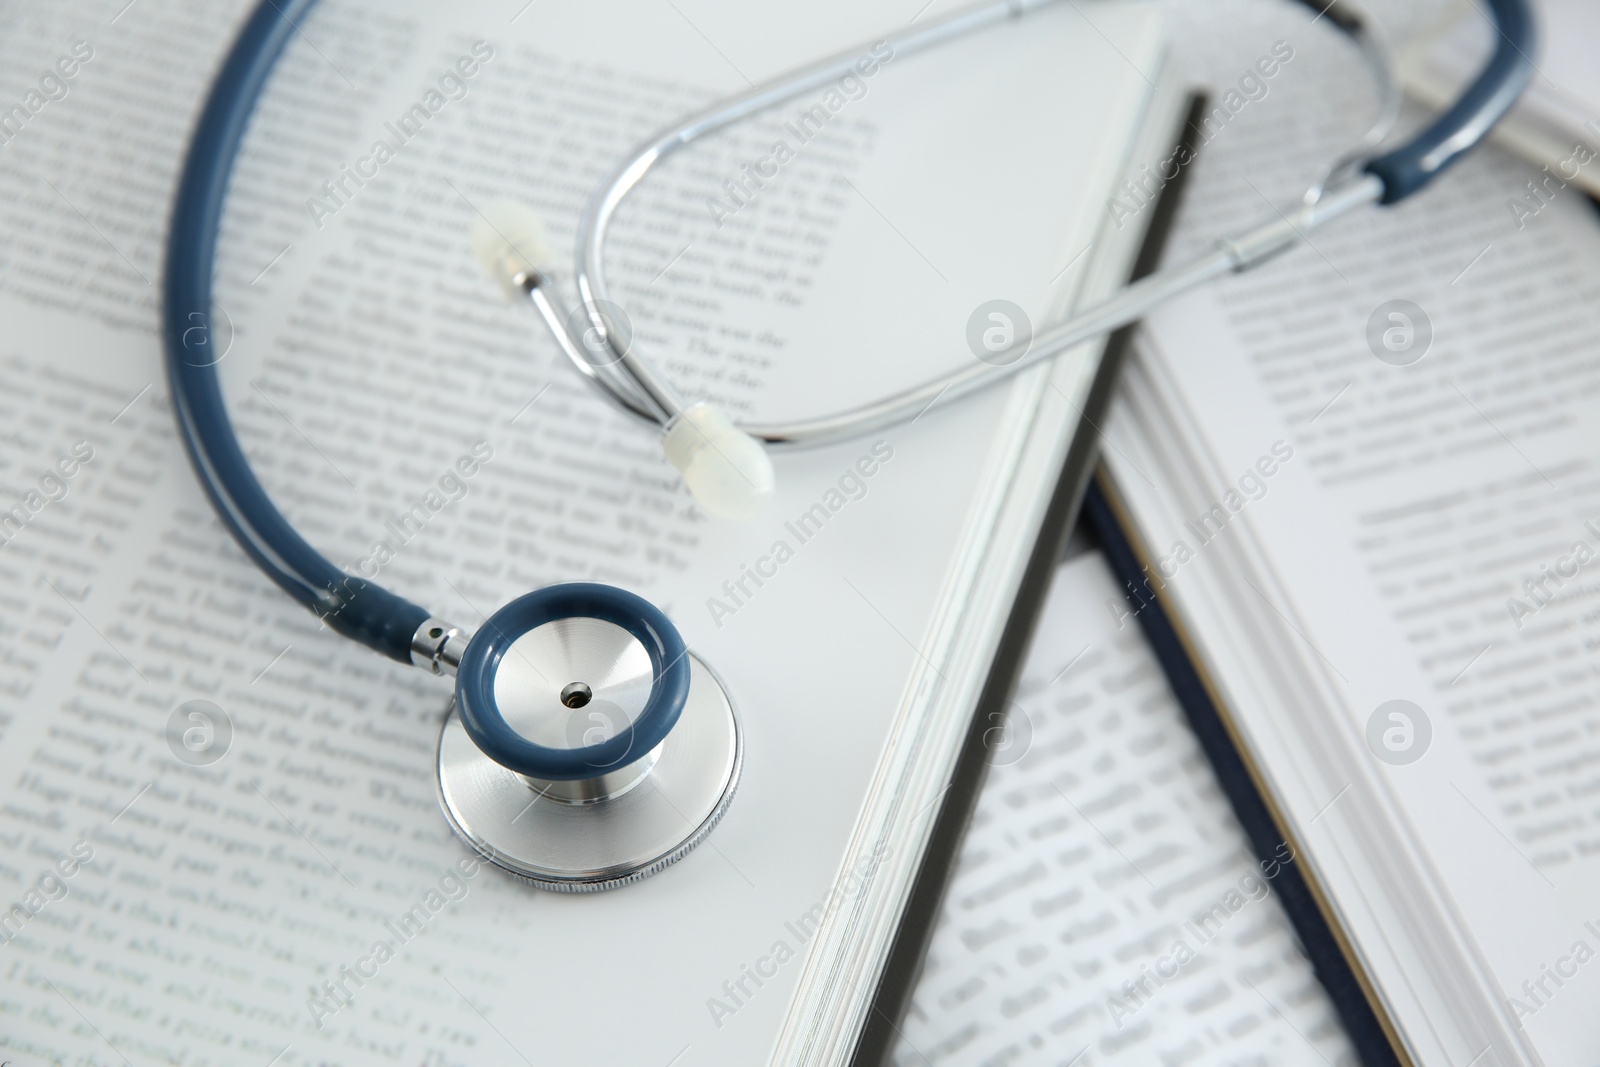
434,645 -> 743,893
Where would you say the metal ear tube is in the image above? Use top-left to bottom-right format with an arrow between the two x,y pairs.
490,0 -> 1532,460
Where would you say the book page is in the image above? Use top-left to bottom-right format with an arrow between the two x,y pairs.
0,1 -> 1166,1064
1099,1 -> 1600,1061
896,551 -> 1353,1066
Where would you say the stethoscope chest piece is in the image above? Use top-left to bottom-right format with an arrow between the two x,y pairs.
435,586 -> 742,892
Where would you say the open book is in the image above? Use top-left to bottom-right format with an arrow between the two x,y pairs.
0,1 -> 1184,1064
896,548 -> 1355,1065
1092,3 -> 1600,1064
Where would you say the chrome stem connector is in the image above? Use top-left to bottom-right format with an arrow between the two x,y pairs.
411,618 -> 471,676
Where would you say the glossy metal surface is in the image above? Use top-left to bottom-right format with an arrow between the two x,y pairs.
520,743 -> 663,805
436,650 -> 742,891
491,616 -> 654,749
411,616 -> 470,675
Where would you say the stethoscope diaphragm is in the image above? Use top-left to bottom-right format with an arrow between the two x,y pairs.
435,611 -> 742,891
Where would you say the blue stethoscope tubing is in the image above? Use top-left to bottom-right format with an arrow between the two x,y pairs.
1357,0 -> 1533,202
162,0 -> 1534,775
161,0 -> 689,783
164,0 -> 413,661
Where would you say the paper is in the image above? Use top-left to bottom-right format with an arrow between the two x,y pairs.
895,552 -> 1353,1066
1097,1 -> 1600,1059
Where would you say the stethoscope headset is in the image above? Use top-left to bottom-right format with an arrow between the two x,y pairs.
163,0 -> 1533,890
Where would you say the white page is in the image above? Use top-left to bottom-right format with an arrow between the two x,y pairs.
0,1 -> 1167,1064
895,551 -> 1353,1066
1098,2 -> 1600,1061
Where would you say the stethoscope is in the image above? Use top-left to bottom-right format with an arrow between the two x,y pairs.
163,0 -> 1532,891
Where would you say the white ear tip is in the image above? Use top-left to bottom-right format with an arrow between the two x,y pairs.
470,199 -> 554,298
662,403 -> 775,521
